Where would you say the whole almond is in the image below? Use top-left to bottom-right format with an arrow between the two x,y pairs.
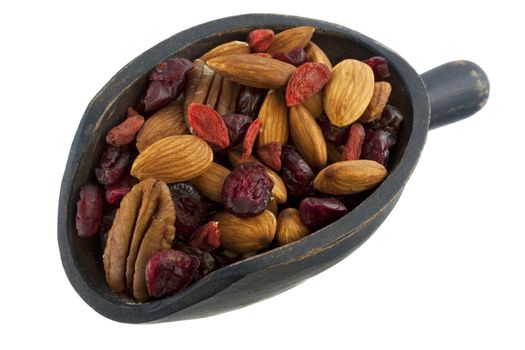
131,135 -> 213,183
227,150 -> 287,204
266,26 -> 315,54
305,41 -> 332,70
303,91 -> 324,118
313,160 -> 388,195
257,89 -> 289,146
207,54 -> 296,89
324,59 -> 375,127
201,41 -> 250,61
276,208 -> 310,246
136,102 -> 188,152
289,105 -> 327,170
359,81 -> 392,123
191,162 -> 230,203
213,210 -> 277,253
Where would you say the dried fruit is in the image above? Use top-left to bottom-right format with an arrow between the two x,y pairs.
363,56 -> 390,80
247,29 -> 274,52
324,59 -> 375,127
289,105 -> 327,170
303,92 -> 324,119
316,114 -> 349,146
369,104 -> 404,134
191,162 -> 231,203
95,146 -> 131,186
276,208 -> 309,246
206,54 -> 296,89
213,210 -> 277,253
131,135 -> 213,183
169,182 -> 208,239
188,221 -> 221,252
222,113 -> 252,146
305,42 -> 332,70
136,101 -> 188,152
145,250 -> 200,298
173,243 -> 218,281
359,82 -> 392,123
76,183 -> 104,238
187,102 -> 230,150
257,141 -> 282,171
313,160 -> 388,195
201,41 -> 250,61
257,89 -> 289,147
242,118 -> 261,160
326,143 -> 343,164
221,162 -> 273,217
105,175 -> 133,205
299,197 -> 348,228
342,122 -> 365,161
106,108 -> 145,147
267,26 -> 315,54
236,86 -> 266,118
360,128 -> 393,166
144,58 -> 193,113
272,47 -> 307,67
280,144 -> 315,197
286,62 -> 331,107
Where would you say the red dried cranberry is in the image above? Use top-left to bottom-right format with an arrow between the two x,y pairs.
169,183 -> 208,242
280,145 -> 315,197
221,162 -> 273,217
144,58 -> 193,113
222,113 -> 252,146
236,86 -> 266,119
188,221 -> 221,252
360,128 -> 393,166
76,183 -> 105,238
317,114 -> 350,146
257,141 -> 282,171
369,105 -> 404,135
363,56 -> 391,80
272,47 -> 308,67
173,244 -> 218,282
145,250 -> 200,298
105,175 -> 132,205
95,146 -> 131,186
299,197 -> 348,228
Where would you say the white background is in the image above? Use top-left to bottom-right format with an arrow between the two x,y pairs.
1,1 -> 523,349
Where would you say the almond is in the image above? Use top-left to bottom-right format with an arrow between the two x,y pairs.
257,89 -> 289,146
313,160 -> 388,195
136,102 -> 188,152
276,208 -> 309,246
227,149 -> 287,204
201,40 -> 250,61
266,26 -> 315,54
302,91 -> 324,118
359,81 -> 392,123
305,41 -> 332,70
213,210 -> 276,253
289,105 -> 327,170
131,135 -> 213,183
324,59 -> 375,127
206,54 -> 296,89
191,162 -> 230,203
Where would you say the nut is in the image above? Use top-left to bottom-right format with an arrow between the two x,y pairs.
213,210 -> 276,253
206,54 -> 296,89
289,105 -> 327,170
136,101 -> 188,152
131,135 -> 213,183
216,78 -> 241,115
276,208 -> 309,246
323,59 -> 375,127
305,41 -> 332,70
359,81 -> 392,123
313,160 -> 388,195
201,40 -> 251,61
303,91 -> 324,119
191,162 -> 231,203
266,26 -> 315,54
257,89 -> 289,146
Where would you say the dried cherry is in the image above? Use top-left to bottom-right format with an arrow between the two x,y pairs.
317,114 -> 350,146
222,113 -> 252,146
76,183 -> 104,238
363,56 -> 390,80
280,145 -> 315,197
272,47 -> 307,67
299,197 -> 348,228
169,182 -> 208,241
95,146 -> 131,186
236,86 -> 266,119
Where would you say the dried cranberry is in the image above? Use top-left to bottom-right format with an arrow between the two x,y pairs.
272,47 -> 307,67
360,128 -> 393,166
95,146 -> 131,186
76,183 -> 104,238
145,250 -> 200,298
369,105 -> 404,135
105,175 -> 132,205
316,114 -> 350,146
173,244 -> 218,282
188,221 -> 220,252
236,86 -> 266,119
363,56 -> 391,80
280,145 -> 315,197
144,58 -> 193,113
257,141 -> 282,171
169,183 -> 208,241
299,197 -> 348,228
222,113 -> 252,146
221,162 -> 273,217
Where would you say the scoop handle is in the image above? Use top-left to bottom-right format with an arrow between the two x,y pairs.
421,60 -> 489,129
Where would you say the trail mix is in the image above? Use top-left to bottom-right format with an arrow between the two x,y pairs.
76,26 -> 403,302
